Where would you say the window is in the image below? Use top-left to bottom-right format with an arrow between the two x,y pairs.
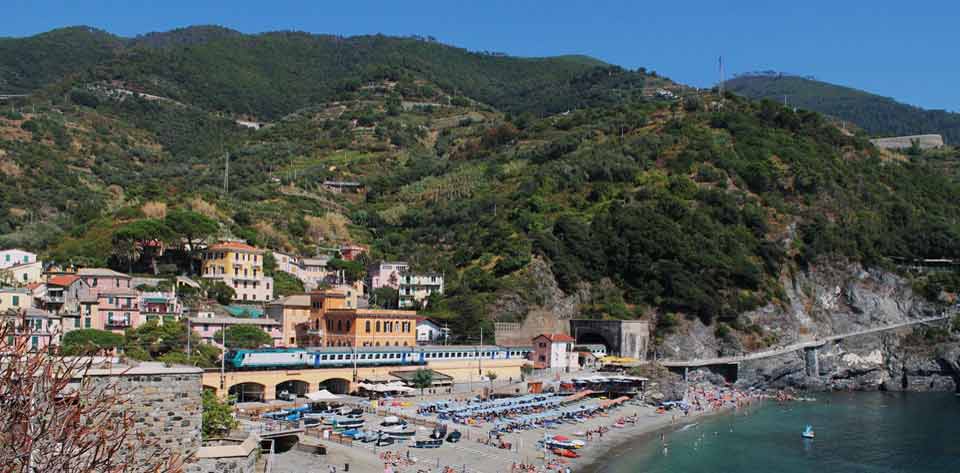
73,318 -> 80,328
84,318 -> 91,328
31,336 -> 38,349
12,296 -> 19,307
346,320 -> 351,331
91,278 -> 97,287
376,321 -> 381,332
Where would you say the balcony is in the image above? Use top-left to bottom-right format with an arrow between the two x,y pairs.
105,317 -> 131,328
43,295 -> 65,304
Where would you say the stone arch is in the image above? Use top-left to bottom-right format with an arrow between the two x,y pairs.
276,380 -> 310,398
228,382 -> 265,403
319,377 -> 351,395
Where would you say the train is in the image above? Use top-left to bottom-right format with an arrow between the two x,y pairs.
225,345 -> 533,370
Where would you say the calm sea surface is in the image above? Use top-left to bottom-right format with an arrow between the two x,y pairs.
596,392 -> 960,473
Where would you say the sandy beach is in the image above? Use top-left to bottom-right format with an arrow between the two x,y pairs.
265,382 -> 762,473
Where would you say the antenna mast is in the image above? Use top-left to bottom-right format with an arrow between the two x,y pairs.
718,56 -> 725,107
223,151 -> 229,194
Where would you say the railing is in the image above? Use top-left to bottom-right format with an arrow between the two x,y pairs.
43,295 -> 65,303
105,319 -> 131,328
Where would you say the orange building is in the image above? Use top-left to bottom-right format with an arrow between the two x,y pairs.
322,309 -> 419,348
301,287 -> 359,345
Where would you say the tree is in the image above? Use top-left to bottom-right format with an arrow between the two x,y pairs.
112,219 -> 175,274
411,368 -> 433,398
211,325 -> 273,349
486,370 -> 498,388
0,316 -> 182,473
327,258 -> 365,282
272,271 -> 304,298
206,281 -> 236,305
201,390 -> 238,439
371,287 -> 399,309
61,329 -> 124,355
164,209 -> 219,272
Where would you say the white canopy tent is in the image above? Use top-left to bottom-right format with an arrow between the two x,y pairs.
305,389 -> 343,402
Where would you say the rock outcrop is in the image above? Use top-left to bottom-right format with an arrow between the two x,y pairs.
663,262 -> 960,392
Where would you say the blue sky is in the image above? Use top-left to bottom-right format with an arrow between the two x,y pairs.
5,0 -> 959,111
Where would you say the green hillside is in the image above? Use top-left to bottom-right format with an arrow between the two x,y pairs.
0,26 -> 653,120
726,73 -> 960,144
1,28 -> 958,342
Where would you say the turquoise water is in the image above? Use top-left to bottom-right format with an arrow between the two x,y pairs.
597,392 -> 960,473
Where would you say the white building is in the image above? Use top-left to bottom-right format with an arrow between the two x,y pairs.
398,272 -> 444,309
416,318 -> 449,345
0,249 -> 37,269
271,252 -> 332,291
0,260 -> 43,285
531,333 -> 576,373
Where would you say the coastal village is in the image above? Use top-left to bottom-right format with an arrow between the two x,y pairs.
0,237 -> 779,473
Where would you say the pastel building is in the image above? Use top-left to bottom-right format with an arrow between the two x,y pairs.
0,249 -> 36,269
265,294 -> 312,347
188,312 -> 282,348
140,291 -> 183,324
398,272 -> 444,309
77,268 -> 140,333
271,252 -> 332,291
322,308 -> 419,348
367,261 -> 409,291
0,287 -> 31,312
416,318 -> 449,344
0,307 -> 61,351
202,241 -> 274,302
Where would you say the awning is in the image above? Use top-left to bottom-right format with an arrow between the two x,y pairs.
305,389 -> 342,402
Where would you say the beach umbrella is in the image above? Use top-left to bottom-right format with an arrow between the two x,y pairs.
553,435 -> 570,441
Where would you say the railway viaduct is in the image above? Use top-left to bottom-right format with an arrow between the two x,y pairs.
204,358 -> 528,401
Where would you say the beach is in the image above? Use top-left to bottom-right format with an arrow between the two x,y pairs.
265,381 -> 764,473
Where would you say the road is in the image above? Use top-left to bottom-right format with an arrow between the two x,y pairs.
659,314 -> 953,368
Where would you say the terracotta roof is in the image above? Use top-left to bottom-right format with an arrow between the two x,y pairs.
48,275 -> 80,287
208,241 -> 262,253
534,333 -> 575,343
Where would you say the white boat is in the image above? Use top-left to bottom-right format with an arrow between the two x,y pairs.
801,425 -> 815,439
381,424 -> 416,438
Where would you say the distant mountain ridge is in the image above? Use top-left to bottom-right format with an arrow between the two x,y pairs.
726,73 -> 960,144
0,26 -> 645,119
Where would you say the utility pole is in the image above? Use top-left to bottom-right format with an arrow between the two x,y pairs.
223,151 -> 230,195
478,326 -> 483,376
220,325 -> 226,391
185,317 -> 191,360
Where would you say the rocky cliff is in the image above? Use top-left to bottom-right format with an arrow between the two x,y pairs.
661,262 -> 960,392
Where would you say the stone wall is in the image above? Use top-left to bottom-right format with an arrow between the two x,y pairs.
86,362 -> 203,468
870,134 -> 944,150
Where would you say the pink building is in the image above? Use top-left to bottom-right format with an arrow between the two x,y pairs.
77,268 -> 140,333
140,291 -> 182,325
98,288 -> 141,333
366,261 -> 409,291
188,315 -> 282,348
531,333 -> 576,372
0,307 -> 61,352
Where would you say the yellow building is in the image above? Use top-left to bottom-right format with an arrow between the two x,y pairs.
0,287 -> 31,312
323,308 -> 420,348
201,241 -> 274,302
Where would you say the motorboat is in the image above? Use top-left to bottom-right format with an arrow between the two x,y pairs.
325,417 -> 364,428
415,439 -> 443,448
802,425 -> 815,439
381,424 -> 416,438
381,416 -> 407,427
553,448 -> 580,458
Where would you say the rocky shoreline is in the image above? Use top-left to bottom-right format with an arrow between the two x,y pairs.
658,262 -> 960,394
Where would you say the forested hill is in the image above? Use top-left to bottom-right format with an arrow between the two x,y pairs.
725,73 -> 960,144
0,26 -> 662,119
2,27 -> 959,342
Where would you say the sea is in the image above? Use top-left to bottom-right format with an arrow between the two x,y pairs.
594,392 -> 960,473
